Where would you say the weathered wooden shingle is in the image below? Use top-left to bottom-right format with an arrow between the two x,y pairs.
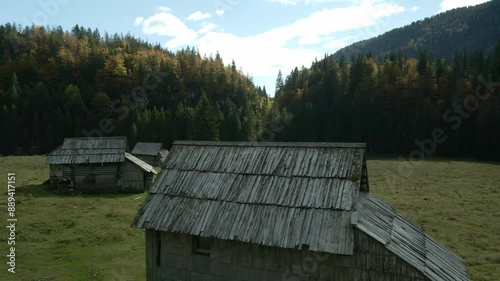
133,141 -> 469,281
47,137 -> 127,164
356,192 -> 469,281
132,142 -> 163,156
134,141 -> 367,255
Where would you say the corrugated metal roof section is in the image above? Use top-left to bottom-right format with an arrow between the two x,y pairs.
47,137 -> 127,165
356,193 -> 469,281
133,141 -> 367,255
164,142 -> 366,179
132,142 -> 163,156
125,153 -> 157,174
135,195 -> 354,255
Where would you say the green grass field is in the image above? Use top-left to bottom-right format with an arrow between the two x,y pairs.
0,156 -> 498,281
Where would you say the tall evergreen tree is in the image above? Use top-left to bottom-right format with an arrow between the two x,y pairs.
275,70 -> 284,98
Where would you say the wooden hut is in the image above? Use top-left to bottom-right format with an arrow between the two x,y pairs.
132,142 -> 168,166
133,141 -> 469,281
121,153 -> 157,192
47,137 -> 157,193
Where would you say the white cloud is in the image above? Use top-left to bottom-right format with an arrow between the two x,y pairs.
438,0 -> 488,12
134,17 -> 144,26
137,0 -> 405,92
323,35 -> 356,49
256,1 -> 405,48
215,9 -> 225,16
266,0 -> 352,5
187,11 -> 212,21
139,12 -> 198,48
411,6 -> 419,12
165,33 -> 198,49
196,31 -> 322,77
198,22 -> 217,34
195,1 -> 405,77
298,35 -> 323,45
158,6 -> 172,12
267,0 -> 298,5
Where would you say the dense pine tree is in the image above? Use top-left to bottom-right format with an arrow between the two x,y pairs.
0,24 -> 270,154
276,42 -> 500,160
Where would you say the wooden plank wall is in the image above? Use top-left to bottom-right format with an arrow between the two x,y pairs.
137,155 -> 157,166
120,160 -> 145,192
73,164 -> 119,193
146,230 -> 158,281
144,230 -> 431,281
144,173 -> 154,190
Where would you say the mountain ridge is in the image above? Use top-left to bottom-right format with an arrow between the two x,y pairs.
332,0 -> 500,60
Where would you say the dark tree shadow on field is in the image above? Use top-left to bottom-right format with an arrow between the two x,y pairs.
13,184 -> 145,199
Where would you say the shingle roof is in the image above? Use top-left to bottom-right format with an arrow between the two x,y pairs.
47,137 -> 127,164
132,142 -> 163,156
356,192 -> 469,281
133,141 -> 469,281
133,141 -> 367,255
125,153 -> 157,174
158,149 -> 169,164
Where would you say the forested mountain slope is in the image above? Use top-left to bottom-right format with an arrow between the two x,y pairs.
275,42 -> 500,159
332,0 -> 500,60
0,24 -> 272,155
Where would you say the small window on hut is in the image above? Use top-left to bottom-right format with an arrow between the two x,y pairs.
192,236 -> 213,257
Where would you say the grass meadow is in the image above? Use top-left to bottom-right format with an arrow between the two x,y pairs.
0,156 -> 498,280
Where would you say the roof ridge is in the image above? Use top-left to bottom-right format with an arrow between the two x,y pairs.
172,141 -> 366,148
64,136 -> 127,140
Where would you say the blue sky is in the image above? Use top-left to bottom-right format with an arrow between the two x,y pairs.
1,0 -> 490,94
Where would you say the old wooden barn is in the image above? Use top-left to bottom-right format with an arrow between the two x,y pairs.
132,142 -> 169,166
133,141 -> 469,281
47,137 -> 157,193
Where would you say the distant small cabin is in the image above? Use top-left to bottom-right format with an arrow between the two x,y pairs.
133,141 -> 469,281
47,137 -> 157,193
132,142 -> 169,166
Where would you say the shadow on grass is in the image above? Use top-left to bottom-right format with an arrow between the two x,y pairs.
13,184 -> 145,199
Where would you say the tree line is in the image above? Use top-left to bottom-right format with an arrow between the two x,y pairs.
0,23 -> 273,154
1,23 -> 499,160
274,42 -> 500,160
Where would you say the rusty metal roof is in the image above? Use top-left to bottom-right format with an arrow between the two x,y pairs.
133,141 -> 367,255
356,192 -> 469,281
132,142 -> 163,156
46,137 -> 127,164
